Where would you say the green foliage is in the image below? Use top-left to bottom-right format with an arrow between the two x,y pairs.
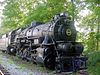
1,0 -> 77,34
87,51 -> 100,75
87,32 -> 96,51
76,0 -> 100,51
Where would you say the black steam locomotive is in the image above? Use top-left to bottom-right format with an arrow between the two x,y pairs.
0,13 -> 87,73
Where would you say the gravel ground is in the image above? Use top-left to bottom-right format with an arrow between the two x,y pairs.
0,51 -> 89,75
0,51 -> 55,75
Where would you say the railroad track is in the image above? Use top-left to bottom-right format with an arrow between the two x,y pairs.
0,64 -> 10,75
78,70 -> 89,75
55,70 -> 89,75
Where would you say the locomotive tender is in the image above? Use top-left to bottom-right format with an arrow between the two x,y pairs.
0,13 -> 87,73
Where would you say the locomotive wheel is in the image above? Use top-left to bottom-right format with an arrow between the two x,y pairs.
23,49 -> 30,61
55,64 -> 62,73
21,49 -> 27,60
44,54 -> 55,70
7,46 -> 12,54
7,46 -> 16,55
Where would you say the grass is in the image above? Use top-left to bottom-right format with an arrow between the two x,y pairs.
85,51 -> 100,75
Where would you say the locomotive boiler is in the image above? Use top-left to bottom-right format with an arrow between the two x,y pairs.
0,13 -> 87,73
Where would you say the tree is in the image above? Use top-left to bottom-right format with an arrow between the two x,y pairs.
1,0 -> 77,32
85,0 -> 100,50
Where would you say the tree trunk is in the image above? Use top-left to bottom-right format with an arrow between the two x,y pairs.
96,15 -> 99,50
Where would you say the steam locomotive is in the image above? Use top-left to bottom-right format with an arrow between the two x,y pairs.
0,13 -> 87,73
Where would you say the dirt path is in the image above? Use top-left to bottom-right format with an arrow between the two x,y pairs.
0,51 -> 54,75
